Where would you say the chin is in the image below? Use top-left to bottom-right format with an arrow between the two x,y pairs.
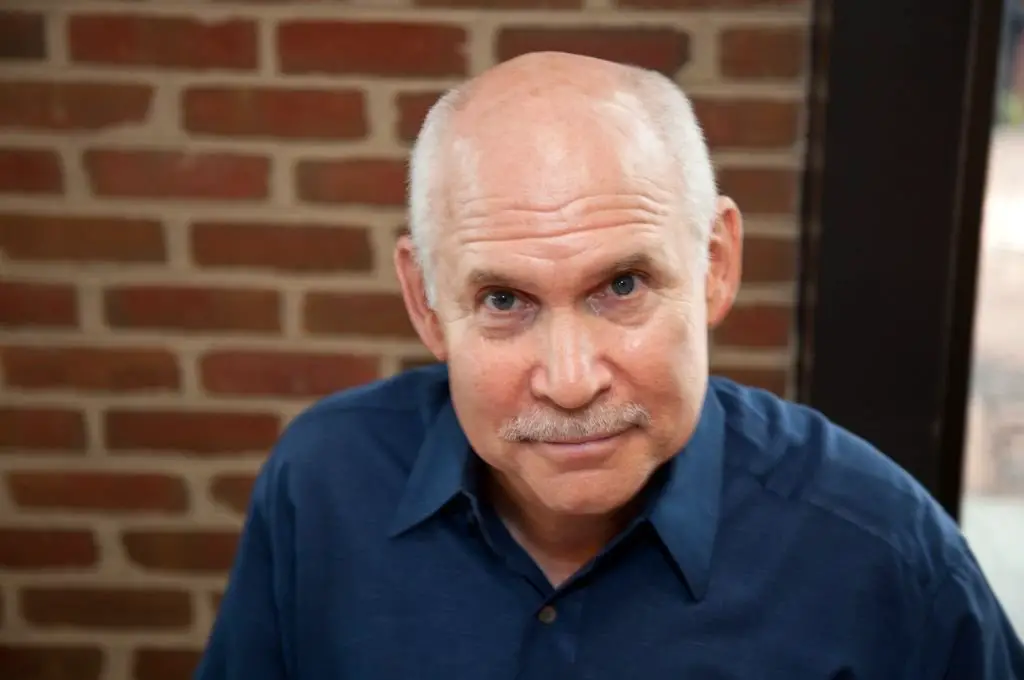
535,475 -> 642,517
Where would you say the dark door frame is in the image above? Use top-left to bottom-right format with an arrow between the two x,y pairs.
795,0 -> 1008,520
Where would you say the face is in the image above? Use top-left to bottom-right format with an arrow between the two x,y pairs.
397,90 -> 742,519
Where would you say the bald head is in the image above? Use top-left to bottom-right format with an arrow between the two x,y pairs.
408,52 -> 717,304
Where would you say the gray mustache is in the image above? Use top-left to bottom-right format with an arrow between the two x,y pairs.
499,403 -> 651,443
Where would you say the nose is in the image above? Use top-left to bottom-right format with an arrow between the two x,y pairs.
530,310 -> 612,410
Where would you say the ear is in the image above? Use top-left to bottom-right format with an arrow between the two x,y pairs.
705,196 -> 743,328
394,235 -> 448,362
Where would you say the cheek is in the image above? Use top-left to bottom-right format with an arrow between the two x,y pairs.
444,330 -> 531,426
614,304 -> 705,386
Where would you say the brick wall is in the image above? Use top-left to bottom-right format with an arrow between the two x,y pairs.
0,1 -> 811,679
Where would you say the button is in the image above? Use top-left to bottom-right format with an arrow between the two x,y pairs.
537,605 -> 557,624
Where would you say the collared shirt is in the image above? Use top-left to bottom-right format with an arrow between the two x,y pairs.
195,364 -> 1024,680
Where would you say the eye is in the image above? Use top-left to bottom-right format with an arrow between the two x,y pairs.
608,273 -> 639,297
483,290 -> 520,312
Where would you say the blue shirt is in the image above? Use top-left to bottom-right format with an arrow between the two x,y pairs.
196,364 -> 1024,680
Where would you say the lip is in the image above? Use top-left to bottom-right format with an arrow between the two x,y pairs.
531,430 -> 629,467
548,432 -> 622,445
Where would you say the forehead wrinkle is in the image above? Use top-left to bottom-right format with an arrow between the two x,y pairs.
463,222 -> 669,271
448,192 -> 675,244
441,108 -> 680,241
461,237 -> 678,298
453,210 -> 668,249
459,190 -> 673,220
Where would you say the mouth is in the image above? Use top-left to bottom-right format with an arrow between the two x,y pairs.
542,431 -> 626,445
527,428 -> 635,466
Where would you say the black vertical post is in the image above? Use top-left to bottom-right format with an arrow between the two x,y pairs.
796,0 -> 1005,519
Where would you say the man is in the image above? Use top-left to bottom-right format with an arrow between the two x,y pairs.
195,52 -> 1024,679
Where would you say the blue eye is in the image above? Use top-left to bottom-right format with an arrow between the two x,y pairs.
484,290 -> 518,311
609,274 -> 637,297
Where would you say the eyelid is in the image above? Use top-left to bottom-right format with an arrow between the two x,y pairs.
479,287 -> 529,312
600,271 -> 647,293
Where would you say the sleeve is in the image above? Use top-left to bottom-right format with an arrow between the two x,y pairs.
194,459 -> 296,680
910,554 -> 1024,679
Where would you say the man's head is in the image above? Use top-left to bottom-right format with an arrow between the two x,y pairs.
396,52 -> 743,518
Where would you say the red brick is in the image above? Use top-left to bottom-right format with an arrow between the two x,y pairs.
1,346 -> 180,392
104,285 -> 281,333
713,303 -> 792,348
105,409 -> 280,455
0,529 -> 98,569
0,147 -> 63,193
304,292 -> 416,338
0,11 -> 46,60
396,91 -> 443,143
0,281 -> 78,328
0,407 -> 86,451
418,0 -> 579,5
201,350 -> 380,397
713,367 -> 789,396
69,14 -> 257,70
693,98 -> 801,150
0,81 -> 152,131
123,530 -> 239,573
743,235 -> 798,283
7,472 -> 188,513
184,86 -> 367,140
0,645 -> 103,680
0,213 -> 165,263
717,167 -> 799,215
278,21 -> 467,77
497,28 -> 690,75
296,158 -> 405,206
84,149 -> 269,201
191,221 -> 373,273
720,27 -> 807,80
210,474 -> 256,514
133,649 -> 204,680
20,587 -> 192,630
618,0 -> 804,7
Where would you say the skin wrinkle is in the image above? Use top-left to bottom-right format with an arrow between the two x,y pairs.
395,51 -> 743,587
449,207 -> 670,248
457,191 -> 673,219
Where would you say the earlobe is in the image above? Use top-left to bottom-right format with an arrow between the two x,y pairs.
394,236 -> 448,361
705,196 -> 743,328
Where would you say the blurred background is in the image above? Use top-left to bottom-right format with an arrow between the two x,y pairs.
961,0 -> 1024,642
0,1 -> 1019,679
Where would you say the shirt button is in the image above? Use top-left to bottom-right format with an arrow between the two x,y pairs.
537,605 -> 557,624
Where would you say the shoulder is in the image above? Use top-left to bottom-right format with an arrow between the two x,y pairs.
252,363 -> 451,506
710,377 -> 971,592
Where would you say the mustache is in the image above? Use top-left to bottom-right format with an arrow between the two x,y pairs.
499,402 -> 651,443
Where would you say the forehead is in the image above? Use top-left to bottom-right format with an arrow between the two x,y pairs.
440,172 -> 684,297
449,90 -> 669,205
434,95 -> 684,286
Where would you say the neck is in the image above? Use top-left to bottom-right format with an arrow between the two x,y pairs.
485,472 -> 640,587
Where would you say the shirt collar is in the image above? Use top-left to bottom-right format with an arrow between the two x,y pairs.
388,379 -> 727,601
388,395 -> 471,538
646,383 -> 726,601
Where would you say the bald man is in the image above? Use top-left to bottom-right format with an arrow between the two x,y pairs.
196,53 -> 1024,680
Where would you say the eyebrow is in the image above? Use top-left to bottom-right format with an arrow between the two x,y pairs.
465,251 -> 664,291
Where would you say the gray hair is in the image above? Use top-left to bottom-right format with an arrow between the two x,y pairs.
499,401 -> 651,443
407,65 -> 717,306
